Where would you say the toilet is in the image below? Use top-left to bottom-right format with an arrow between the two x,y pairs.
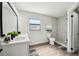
49,37 -> 55,45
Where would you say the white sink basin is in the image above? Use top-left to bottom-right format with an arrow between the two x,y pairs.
13,34 -> 30,42
14,37 -> 25,40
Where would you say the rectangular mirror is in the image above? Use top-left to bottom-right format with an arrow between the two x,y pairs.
2,2 -> 17,35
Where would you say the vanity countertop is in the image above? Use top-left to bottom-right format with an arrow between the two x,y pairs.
0,33 -> 30,46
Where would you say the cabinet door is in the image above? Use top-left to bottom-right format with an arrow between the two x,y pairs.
1,43 -> 30,56
8,43 -> 30,56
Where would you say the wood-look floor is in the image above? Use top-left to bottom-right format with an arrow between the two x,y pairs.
31,43 -> 79,56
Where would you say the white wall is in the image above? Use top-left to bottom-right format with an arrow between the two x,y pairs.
18,10 -> 57,45
57,16 -> 67,46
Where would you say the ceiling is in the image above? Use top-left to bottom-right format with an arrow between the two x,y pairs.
15,2 -> 74,18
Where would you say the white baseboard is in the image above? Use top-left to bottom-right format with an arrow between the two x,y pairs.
30,40 -> 67,48
30,41 -> 48,46
55,40 -> 67,48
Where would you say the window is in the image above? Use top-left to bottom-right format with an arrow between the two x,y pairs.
29,18 -> 41,31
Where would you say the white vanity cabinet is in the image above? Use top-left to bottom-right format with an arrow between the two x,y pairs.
0,34 -> 30,56
1,42 -> 30,56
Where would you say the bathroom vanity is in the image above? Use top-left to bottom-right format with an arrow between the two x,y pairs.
0,34 -> 30,56
0,2 -> 30,56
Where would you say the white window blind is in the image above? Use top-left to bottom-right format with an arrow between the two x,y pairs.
29,18 -> 41,30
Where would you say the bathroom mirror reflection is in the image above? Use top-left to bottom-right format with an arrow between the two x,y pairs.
2,2 -> 17,35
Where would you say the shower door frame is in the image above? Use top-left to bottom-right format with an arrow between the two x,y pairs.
67,2 -> 79,53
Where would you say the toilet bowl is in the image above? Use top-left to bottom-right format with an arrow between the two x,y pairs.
49,38 -> 55,45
